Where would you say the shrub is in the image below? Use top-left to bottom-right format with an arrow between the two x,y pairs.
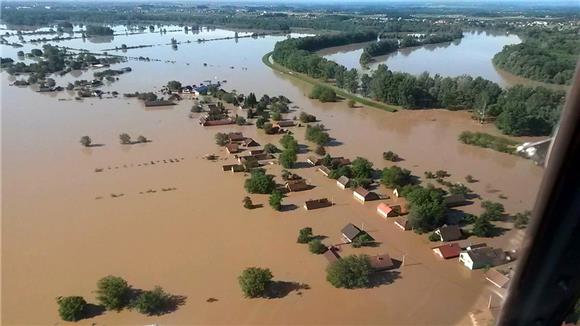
308,239 -> 327,254
238,267 -> 273,298
514,210 -> 531,229
382,151 -> 399,161
80,136 -> 92,147
263,143 -> 279,154
95,275 -> 131,311
465,174 -> 476,183
458,131 -> 517,154
235,116 -> 246,125
131,286 -> 172,316
472,216 -> 494,237
255,116 -> 267,129
309,85 -> 336,102
326,255 -> 372,289
269,190 -> 283,211
381,166 -> 412,188
297,227 -> 313,244
305,124 -> 330,145
271,111 -> 282,121
347,99 -> 355,108
299,112 -> 316,123
215,132 -> 229,146
481,201 -> 505,221
242,196 -> 253,209
57,296 -> 87,322
279,148 -> 297,168
119,133 -> 131,144
351,233 -> 374,248
428,232 -> 440,242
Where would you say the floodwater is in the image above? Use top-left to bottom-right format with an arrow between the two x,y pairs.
2,25 -> 544,325
320,30 -> 531,88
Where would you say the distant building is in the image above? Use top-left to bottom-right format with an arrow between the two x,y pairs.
242,138 -> 260,147
336,176 -> 350,190
459,247 -> 507,270
353,187 -> 379,204
285,179 -> 309,192
394,217 -> 411,231
432,243 -> 462,259
341,223 -> 363,243
228,132 -> 245,142
199,117 -> 234,126
443,194 -> 467,207
376,203 -> 400,218
274,120 -> 295,128
369,254 -> 394,271
435,225 -> 462,242
304,198 -> 332,210
225,143 -> 240,154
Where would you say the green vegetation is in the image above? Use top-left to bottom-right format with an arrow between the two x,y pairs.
279,149 -> 297,168
402,185 -> 446,233
481,201 -> 505,221
95,275 -> 131,311
244,170 -> 276,194
472,215 -> 494,237
493,29 -> 578,85
308,239 -> 327,254
458,131 -> 517,154
57,296 -> 87,322
305,124 -> 330,145
238,267 -> 273,298
380,166 -> 412,188
352,233 -> 374,248
297,227 -> 313,244
299,112 -> 316,123
80,136 -> 92,147
263,143 -> 279,154
215,132 -> 229,146
85,25 -> 114,36
428,232 -> 440,242
131,286 -> 172,316
314,145 -> 326,156
326,255 -> 372,289
119,133 -> 131,144
166,80 -> 182,92
514,210 -> 531,229
243,196 -> 253,209
382,150 -> 399,162
309,85 -> 337,102
351,157 -> 373,179
269,190 -> 283,211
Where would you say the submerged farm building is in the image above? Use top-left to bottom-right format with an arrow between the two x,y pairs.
353,187 -> 379,204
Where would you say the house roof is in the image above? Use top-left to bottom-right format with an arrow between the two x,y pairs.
341,223 -> 362,240
369,254 -> 394,270
337,176 -> 350,186
433,243 -> 462,259
243,138 -> 259,147
485,269 -> 511,289
318,166 -> 331,175
465,247 -> 507,267
354,187 -> 379,200
228,132 -> 245,141
285,179 -> 309,192
323,247 -> 341,263
332,157 -> 351,166
304,198 -> 331,210
275,120 -> 295,127
377,202 -> 393,215
225,143 -> 239,153
394,217 -> 410,230
437,225 -> 462,241
307,156 -> 322,165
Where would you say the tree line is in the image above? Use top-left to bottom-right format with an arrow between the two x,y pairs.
272,32 -> 566,136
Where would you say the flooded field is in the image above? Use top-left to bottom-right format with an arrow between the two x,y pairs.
2,25 -> 544,324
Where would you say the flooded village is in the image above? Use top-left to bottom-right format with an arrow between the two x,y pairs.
0,10 -> 558,326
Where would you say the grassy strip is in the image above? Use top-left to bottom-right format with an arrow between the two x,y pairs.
261,52 -> 399,112
458,131 -> 518,154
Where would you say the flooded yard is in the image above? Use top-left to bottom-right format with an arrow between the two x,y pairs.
1,25 -> 544,324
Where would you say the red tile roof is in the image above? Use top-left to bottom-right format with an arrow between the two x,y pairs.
433,243 -> 462,259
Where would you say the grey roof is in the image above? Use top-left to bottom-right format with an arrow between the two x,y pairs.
466,247 -> 506,268
437,225 -> 462,241
337,176 -> 350,186
341,223 -> 362,240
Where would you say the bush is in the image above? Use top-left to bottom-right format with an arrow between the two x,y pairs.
481,201 -> 505,221
309,85 -> 336,102
57,296 -> 87,322
465,174 -> 476,183
269,190 -> 283,211
235,116 -> 247,126
243,196 -> 253,209
255,116 -> 267,129
131,286 -> 172,316
119,133 -> 131,145
263,143 -> 279,154
347,99 -> 355,108
279,148 -> 297,168
326,255 -> 372,289
381,166 -> 412,188
271,111 -> 282,121
238,267 -> 273,298
244,170 -> 276,194
351,157 -> 373,179
472,216 -> 494,237
428,232 -> 440,242
351,233 -> 374,248
514,210 -> 531,229
80,136 -> 92,147
299,112 -> 316,123
215,132 -> 229,146
297,227 -> 313,243
458,131 -> 517,154
137,135 -> 148,143
308,239 -> 327,254
95,275 -> 131,311
305,124 -> 330,145
382,150 -> 399,161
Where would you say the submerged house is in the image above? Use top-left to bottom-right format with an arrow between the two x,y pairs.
285,179 -> 309,192
376,203 -> 400,218
369,254 -> 395,271
435,225 -> 463,242
341,223 -> 363,243
199,116 -> 234,126
225,143 -> 240,154
317,166 -> 331,177
242,138 -> 260,147
485,269 -> 511,289
274,120 -> 295,128
336,176 -> 350,190
307,156 -> 323,166
459,247 -> 507,270
353,187 -> 379,204
432,243 -> 462,259
303,198 -> 332,210
394,217 -> 411,231
228,132 -> 245,142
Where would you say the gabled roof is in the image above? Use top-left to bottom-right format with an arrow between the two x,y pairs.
337,176 -> 350,186
369,254 -> 394,270
341,223 -> 362,240
394,217 -> 411,230
243,138 -> 259,147
275,120 -> 295,127
485,269 -> 511,289
354,187 -> 370,197
304,198 -> 332,210
228,132 -> 245,141
285,179 -> 309,192
377,202 -> 393,215
464,247 -> 506,267
433,243 -> 462,259
436,225 -> 462,241
225,143 -> 239,153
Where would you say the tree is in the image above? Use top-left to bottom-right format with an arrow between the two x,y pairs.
326,255 -> 372,289
235,116 -> 246,125
80,136 -> 92,147
382,151 -> 399,162
309,85 -> 336,102
403,185 -> 446,233
137,135 -> 148,143
244,170 -> 276,194
269,190 -> 283,211
305,124 -> 330,145
119,133 -> 131,144
297,227 -> 313,244
57,296 -> 87,322
95,275 -> 131,311
279,148 -> 297,168
299,112 -> 316,123
351,157 -> 373,179
131,286 -> 172,316
243,196 -> 253,209
244,92 -> 257,108
308,239 -> 327,254
263,143 -> 279,154
215,132 -> 229,146
271,111 -> 282,121
513,210 -> 531,229
255,116 -> 267,129
238,267 -> 273,298
166,80 -> 182,92
380,166 -> 412,188
351,233 -> 374,248
480,201 -> 505,221
472,216 -> 494,237
280,133 -> 298,151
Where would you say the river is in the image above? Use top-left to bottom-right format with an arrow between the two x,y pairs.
1,24 -> 544,325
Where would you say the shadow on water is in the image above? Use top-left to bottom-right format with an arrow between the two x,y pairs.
280,204 -> 298,212
369,270 -> 401,288
83,303 -> 106,319
266,281 -> 310,299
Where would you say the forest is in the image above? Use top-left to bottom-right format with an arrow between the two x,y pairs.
493,28 -> 579,85
272,32 -> 565,136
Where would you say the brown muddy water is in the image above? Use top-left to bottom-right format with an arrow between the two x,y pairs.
1,25 -> 544,325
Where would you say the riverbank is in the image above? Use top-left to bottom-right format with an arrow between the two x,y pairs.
262,52 -> 400,112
